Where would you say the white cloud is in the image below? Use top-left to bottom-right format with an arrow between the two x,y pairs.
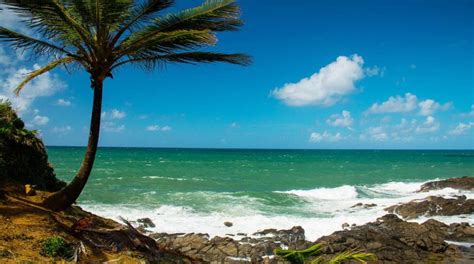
367,93 -> 451,116
364,126 -> 388,141
56,98 -> 71,106
161,125 -> 172,131
146,124 -> 172,132
415,116 -> 440,134
103,122 -> 125,132
367,93 -> 418,114
309,131 -> 343,143
0,64 -> 66,113
418,99 -> 451,116
32,115 -> 49,126
365,66 -> 385,77
102,109 -> 126,120
461,105 -> 474,117
272,54 -> 365,106
52,125 -> 72,134
448,122 -> 474,136
326,110 -> 353,127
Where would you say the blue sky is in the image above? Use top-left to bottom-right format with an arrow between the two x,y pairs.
1,0 -> 473,149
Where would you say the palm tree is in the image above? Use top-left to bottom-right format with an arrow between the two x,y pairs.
0,0 -> 250,211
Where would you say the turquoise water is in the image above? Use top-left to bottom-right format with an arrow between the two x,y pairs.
47,147 -> 474,239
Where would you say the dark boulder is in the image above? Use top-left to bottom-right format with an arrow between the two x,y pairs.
418,176 -> 474,192
315,214 -> 465,263
385,195 -> 474,219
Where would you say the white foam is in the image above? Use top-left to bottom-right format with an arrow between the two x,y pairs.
277,185 -> 358,200
81,180 -> 474,241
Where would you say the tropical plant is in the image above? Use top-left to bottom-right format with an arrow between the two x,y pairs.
275,244 -> 376,264
0,0 -> 250,211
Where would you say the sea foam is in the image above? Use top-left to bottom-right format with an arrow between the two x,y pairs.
81,180 -> 474,241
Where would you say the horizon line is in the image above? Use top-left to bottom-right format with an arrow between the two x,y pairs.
45,145 -> 474,151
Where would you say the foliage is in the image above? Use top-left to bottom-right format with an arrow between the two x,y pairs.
275,244 -> 376,264
0,101 -> 65,190
40,236 -> 73,258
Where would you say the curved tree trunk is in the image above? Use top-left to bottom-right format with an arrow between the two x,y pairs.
42,77 -> 103,211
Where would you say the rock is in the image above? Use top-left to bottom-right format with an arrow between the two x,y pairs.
137,217 -> 155,228
385,195 -> 474,219
24,184 -> 36,196
224,221 -> 233,227
315,214 -> 465,263
341,223 -> 350,229
351,203 -> 377,209
418,176 -> 474,192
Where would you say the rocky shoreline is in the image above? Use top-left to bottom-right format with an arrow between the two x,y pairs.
134,177 -> 474,263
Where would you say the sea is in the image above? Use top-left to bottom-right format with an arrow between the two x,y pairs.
47,147 -> 474,240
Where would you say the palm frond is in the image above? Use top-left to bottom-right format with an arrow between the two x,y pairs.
117,29 -> 217,57
154,0 -> 242,32
113,0 -> 173,40
13,57 -> 74,95
113,51 -> 250,71
0,26 -> 74,57
1,0 -> 92,51
275,244 -> 323,264
326,248 -> 377,264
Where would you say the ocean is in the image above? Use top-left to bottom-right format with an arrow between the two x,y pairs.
47,147 -> 474,240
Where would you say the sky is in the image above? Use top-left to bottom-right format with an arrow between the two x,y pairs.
0,0 -> 473,149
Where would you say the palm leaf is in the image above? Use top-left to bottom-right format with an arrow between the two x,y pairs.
326,248 -> 377,264
13,57 -> 74,95
0,26 -> 74,57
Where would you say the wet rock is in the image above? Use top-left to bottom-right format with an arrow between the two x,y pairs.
385,195 -> 474,219
152,226 -> 311,263
224,221 -> 233,227
418,176 -> 474,192
351,203 -> 377,209
137,217 -> 155,228
316,214 -> 464,263
341,223 -> 350,229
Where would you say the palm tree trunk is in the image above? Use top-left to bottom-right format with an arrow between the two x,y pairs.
41,77 -> 103,211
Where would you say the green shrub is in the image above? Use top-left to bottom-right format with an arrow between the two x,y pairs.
0,101 -> 65,191
40,236 -> 73,258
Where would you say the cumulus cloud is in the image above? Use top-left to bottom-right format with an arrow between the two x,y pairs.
272,54 -> 365,106
32,115 -> 49,126
52,125 -> 72,134
103,122 -> 125,132
367,93 -> 450,116
102,109 -> 126,120
460,105 -> 474,117
418,99 -> 451,116
146,124 -> 172,132
448,122 -> 474,136
365,65 -> 385,77
367,93 -> 418,114
0,64 -> 66,113
56,98 -> 71,106
415,116 -> 440,134
326,110 -> 353,128
309,131 -> 343,143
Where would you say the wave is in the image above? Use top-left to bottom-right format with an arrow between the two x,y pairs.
142,176 -> 204,182
81,179 -> 474,241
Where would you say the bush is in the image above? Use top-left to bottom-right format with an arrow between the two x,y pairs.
40,236 -> 73,258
